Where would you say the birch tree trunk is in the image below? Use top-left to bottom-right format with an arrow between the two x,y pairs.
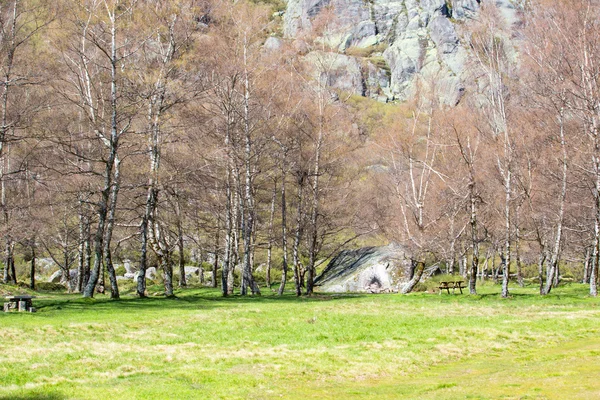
537,247 -> 546,295
447,216 -> 457,275
228,190 -> 238,295
3,240 -> 10,284
77,201 -> 86,292
83,166 -> 111,298
278,155 -> 289,296
468,180 -> 479,295
468,5 -> 514,298
177,226 -> 186,288
137,13 -> 182,294
0,2 -> 18,286
83,5 -> 123,298
583,247 -> 592,284
150,215 -> 175,297
266,180 -> 276,288
501,166 -> 511,298
400,260 -> 425,294
8,243 -> 15,285
29,242 -> 35,290
137,103 -> 161,297
592,136 -> 600,297
544,110 -> 568,295
0,142 -> 11,285
83,218 -> 91,287
164,253 -> 174,297
492,249 -> 504,283
221,97 -> 236,295
239,32 -> 260,296
212,225 -> 219,288
174,196 -> 186,288
137,186 -> 156,297
591,221 -> 599,297
103,155 -> 121,299
515,202 -> 524,288
222,165 -> 233,296
306,129 -> 323,296
292,173 -> 304,297
455,125 -> 480,294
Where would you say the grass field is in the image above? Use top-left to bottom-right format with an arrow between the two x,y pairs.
1,282 -> 599,399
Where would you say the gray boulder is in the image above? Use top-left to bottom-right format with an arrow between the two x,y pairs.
264,36 -> 283,52
185,266 -> 201,276
48,269 -> 77,284
146,267 -> 157,279
38,258 -> 57,274
48,269 -> 78,291
48,269 -> 62,283
123,259 -> 136,275
314,243 -> 411,293
183,266 -> 203,282
133,267 -> 157,282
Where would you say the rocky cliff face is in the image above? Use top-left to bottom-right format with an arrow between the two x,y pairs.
283,0 -> 522,104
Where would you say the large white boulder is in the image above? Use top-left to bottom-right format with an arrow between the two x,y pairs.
314,243 -> 412,293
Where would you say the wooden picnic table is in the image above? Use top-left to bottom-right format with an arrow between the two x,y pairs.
4,295 -> 36,312
438,281 -> 465,295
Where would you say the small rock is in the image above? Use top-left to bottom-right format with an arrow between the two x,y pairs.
264,36 -> 283,52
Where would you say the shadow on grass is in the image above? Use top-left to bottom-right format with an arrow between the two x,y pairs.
8,282 -> 597,315
0,391 -> 65,400
30,288 -> 370,314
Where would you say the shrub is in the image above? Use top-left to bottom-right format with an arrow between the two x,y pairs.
346,42 -> 388,58
117,279 -> 137,293
201,262 -> 213,271
114,265 -> 126,276
423,274 -> 466,292
17,282 -> 30,289
368,56 -> 391,75
36,282 -> 66,292
412,281 -> 428,292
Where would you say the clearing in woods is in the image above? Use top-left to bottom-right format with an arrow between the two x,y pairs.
1,283 -> 599,399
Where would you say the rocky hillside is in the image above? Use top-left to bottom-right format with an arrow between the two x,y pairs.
282,0 -> 522,104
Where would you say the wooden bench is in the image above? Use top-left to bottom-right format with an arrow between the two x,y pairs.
438,281 -> 466,295
4,295 -> 36,312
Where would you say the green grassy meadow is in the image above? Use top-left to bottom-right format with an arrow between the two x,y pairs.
1,283 -> 600,399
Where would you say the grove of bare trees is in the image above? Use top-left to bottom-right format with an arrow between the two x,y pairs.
0,0 -> 599,299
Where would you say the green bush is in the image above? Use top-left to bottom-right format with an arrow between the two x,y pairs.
17,282 -> 30,289
201,262 -> 213,271
36,282 -> 66,292
346,42 -> 388,58
423,274 -> 466,292
250,0 -> 285,13
114,265 -> 126,276
117,279 -> 137,293
562,271 -> 575,280
412,281 -> 428,292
